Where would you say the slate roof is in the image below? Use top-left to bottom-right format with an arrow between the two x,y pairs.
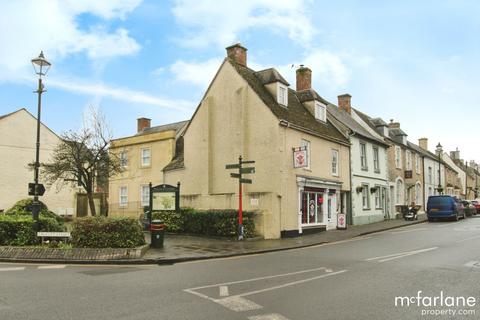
137,120 -> 189,136
228,59 -> 349,144
254,68 -> 289,86
327,105 -> 389,146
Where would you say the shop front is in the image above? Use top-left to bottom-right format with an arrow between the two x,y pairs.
297,176 -> 347,233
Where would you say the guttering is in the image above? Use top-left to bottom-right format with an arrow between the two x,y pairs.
278,120 -> 350,147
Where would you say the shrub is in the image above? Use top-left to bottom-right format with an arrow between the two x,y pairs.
5,198 -> 64,224
0,215 -> 65,246
151,209 -> 256,238
71,216 -> 146,248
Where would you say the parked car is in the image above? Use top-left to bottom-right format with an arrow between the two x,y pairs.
471,200 -> 480,214
427,195 -> 466,221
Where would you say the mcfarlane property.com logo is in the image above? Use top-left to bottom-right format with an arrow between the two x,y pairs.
395,291 -> 477,317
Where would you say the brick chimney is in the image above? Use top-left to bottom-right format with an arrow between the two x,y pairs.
418,138 -> 428,150
296,65 -> 312,91
137,117 -> 151,133
337,94 -> 352,114
226,43 -> 247,66
388,119 -> 400,129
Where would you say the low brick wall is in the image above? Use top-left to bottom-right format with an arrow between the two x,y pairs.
0,244 -> 149,261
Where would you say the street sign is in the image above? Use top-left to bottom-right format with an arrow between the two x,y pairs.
240,178 -> 252,184
242,160 -> 256,164
226,164 -> 241,169
240,167 -> 255,174
230,173 -> 241,178
28,183 -> 45,196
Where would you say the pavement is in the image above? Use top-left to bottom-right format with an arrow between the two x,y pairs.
1,215 -> 478,320
0,215 -> 426,264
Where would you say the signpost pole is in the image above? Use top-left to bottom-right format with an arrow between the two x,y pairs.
238,155 -> 244,240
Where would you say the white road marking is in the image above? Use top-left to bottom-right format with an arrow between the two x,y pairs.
185,266 -> 329,291
391,228 -> 427,234
236,270 -> 348,298
365,247 -> 438,263
0,267 -> 26,272
219,285 -> 229,297
38,265 -> 67,269
215,296 -> 262,312
248,313 -> 291,320
297,236 -> 372,250
464,261 -> 480,268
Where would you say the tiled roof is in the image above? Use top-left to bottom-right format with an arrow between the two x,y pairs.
228,59 -> 349,144
327,105 -> 388,146
254,68 -> 289,86
137,120 -> 189,136
163,153 -> 184,172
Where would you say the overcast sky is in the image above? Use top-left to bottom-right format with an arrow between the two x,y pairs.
1,0 -> 479,162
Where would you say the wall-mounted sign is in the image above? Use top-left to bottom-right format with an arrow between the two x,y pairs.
293,146 -> 308,168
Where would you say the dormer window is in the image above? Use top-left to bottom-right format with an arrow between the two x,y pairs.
277,83 -> 288,106
314,101 -> 326,122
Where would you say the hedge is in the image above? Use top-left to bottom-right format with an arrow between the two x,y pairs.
0,215 -> 65,246
152,209 -> 256,238
71,216 -> 146,248
5,198 -> 64,224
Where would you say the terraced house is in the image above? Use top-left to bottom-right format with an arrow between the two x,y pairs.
163,44 -> 351,239
327,96 -> 390,225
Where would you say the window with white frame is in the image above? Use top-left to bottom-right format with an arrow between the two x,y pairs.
415,183 -> 422,205
373,147 -> 380,172
119,151 -> 128,167
119,186 -> 128,207
428,167 -> 433,184
415,154 -> 421,174
362,184 -> 370,209
314,101 -> 326,122
374,187 -> 381,209
360,142 -> 368,170
141,185 -> 150,207
331,149 -> 339,176
395,146 -> 402,169
277,83 -> 288,106
396,179 -> 404,204
141,148 -> 151,167
406,150 -> 412,170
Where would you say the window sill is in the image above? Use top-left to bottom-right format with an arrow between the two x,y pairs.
374,170 -> 381,174
141,165 -> 152,168
361,167 -> 368,171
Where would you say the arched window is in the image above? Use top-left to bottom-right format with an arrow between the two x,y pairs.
396,179 -> 404,204
415,183 -> 422,205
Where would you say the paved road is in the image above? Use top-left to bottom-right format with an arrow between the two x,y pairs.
2,217 -> 480,320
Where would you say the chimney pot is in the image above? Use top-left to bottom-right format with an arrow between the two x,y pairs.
388,120 -> 400,129
296,66 -> 312,91
337,94 -> 352,114
226,43 -> 247,66
137,117 -> 151,133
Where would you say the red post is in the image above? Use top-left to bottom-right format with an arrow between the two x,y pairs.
238,155 -> 244,240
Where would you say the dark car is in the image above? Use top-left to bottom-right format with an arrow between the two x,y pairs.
427,196 -> 466,221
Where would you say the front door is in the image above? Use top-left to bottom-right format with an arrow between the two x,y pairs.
301,189 -> 325,225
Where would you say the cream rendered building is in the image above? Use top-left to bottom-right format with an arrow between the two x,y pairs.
163,44 -> 351,239
109,118 -> 188,218
0,109 -> 75,214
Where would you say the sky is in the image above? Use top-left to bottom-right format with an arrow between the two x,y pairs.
1,0 -> 480,162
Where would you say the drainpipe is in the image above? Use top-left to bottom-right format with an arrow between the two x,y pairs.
347,130 -> 356,225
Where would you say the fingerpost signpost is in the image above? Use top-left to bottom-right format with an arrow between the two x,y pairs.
226,156 -> 255,240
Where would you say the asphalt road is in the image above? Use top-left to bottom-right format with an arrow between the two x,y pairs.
2,217 -> 480,320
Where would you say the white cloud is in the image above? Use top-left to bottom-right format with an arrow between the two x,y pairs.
170,58 -> 223,88
0,0 -> 141,75
48,77 -> 194,112
172,0 -> 316,48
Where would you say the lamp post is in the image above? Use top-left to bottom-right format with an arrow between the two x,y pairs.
31,51 -> 51,230
436,143 -> 443,195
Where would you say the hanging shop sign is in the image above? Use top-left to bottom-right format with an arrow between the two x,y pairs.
293,146 -> 308,168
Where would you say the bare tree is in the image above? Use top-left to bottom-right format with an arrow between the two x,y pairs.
42,107 -> 122,216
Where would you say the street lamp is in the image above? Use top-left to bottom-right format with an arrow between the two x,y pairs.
31,51 -> 51,230
436,143 -> 443,195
